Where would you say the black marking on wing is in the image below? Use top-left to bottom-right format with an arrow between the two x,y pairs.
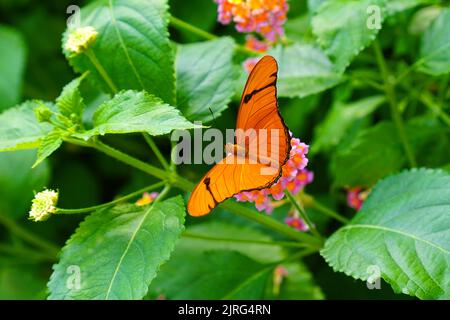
203,177 -> 218,205
243,80 -> 276,104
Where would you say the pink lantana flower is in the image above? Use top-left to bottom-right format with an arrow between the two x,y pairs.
245,35 -> 269,52
234,136 -> 313,219
346,187 -> 370,211
285,215 -> 309,232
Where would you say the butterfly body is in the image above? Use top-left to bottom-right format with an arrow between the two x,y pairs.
188,56 -> 291,216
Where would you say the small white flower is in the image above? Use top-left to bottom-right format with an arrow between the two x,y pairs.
29,189 -> 59,222
65,26 -> 98,54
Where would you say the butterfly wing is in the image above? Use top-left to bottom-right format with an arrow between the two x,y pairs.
187,55 -> 290,216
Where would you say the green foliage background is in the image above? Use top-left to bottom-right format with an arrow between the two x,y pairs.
0,0 -> 449,300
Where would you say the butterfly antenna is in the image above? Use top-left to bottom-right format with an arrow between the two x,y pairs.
209,107 -> 217,126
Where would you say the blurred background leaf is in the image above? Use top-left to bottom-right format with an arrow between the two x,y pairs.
270,43 -> 342,98
0,25 -> 26,111
312,95 -> 385,154
0,150 -> 50,219
330,122 -> 406,188
418,7 -> 450,75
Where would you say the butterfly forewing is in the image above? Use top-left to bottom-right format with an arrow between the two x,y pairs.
236,56 -> 290,168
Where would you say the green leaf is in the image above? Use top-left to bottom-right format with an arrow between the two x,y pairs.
0,25 -> 26,111
0,150 -> 50,219
0,101 -> 53,152
267,262 -> 324,299
312,0 -> 386,72
331,122 -> 406,187
386,0 -> 438,15
64,0 -> 175,103
321,169 -> 450,299
418,8 -> 450,76
270,44 -> 342,98
48,196 -> 186,300
56,74 -> 87,120
408,5 -> 443,35
150,250 -> 273,299
312,95 -> 385,153
181,221 -> 286,263
176,37 -> 236,122
76,90 -> 195,139
33,130 -> 63,168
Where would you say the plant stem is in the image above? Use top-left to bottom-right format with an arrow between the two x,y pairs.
64,137 -> 322,247
300,193 -> 350,224
169,15 -> 258,56
154,185 -> 171,203
420,92 -> 450,126
0,214 -> 59,257
285,191 -> 322,240
438,75 -> 449,107
92,139 -> 169,180
182,232 -> 310,248
56,181 -> 166,214
143,133 -> 170,170
84,48 -> 118,94
373,40 -> 417,167
169,16 -> 216,40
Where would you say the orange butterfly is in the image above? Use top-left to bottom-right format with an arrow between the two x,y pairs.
187,55 -> 291,216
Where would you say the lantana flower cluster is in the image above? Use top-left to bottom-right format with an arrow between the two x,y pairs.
29,189 -> 59,222
235,136 -> 314,221
215,0 -> 288,42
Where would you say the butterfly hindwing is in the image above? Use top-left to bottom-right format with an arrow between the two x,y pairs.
187,155 -> 278,216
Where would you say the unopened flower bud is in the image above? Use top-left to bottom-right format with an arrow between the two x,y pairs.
29,189 -> 59,222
